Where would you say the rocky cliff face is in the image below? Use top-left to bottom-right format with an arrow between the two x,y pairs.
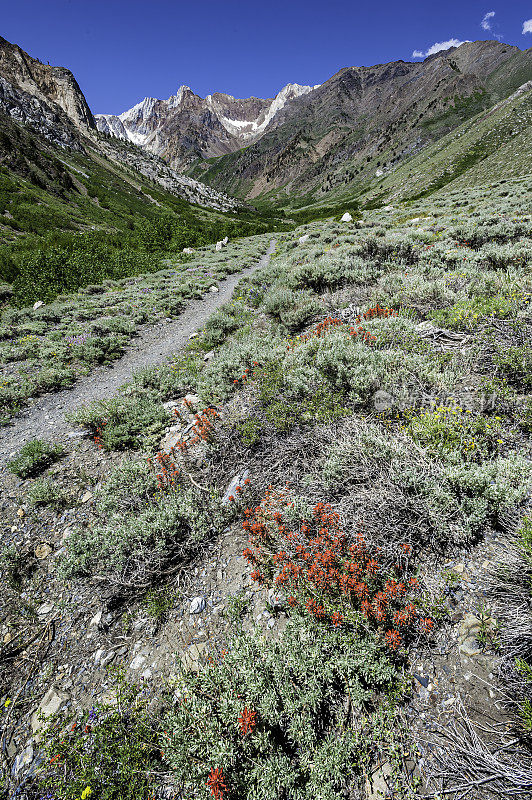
0,36 -> 95,130
96,83 -> 318,168
0,75 -> 83,151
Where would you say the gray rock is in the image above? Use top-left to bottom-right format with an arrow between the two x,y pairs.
101,651 -> 116,668
298,234 -> 310,244
458,613 -> 482,641
161,426 -> 182,454
190,596 -> 206,614
31,689 -> 68,734
365,762 -> 393,800
340,212 -> 353,222
459,637 -> 482,657
209,286 -> 219,293
215,241 -> 223,251
182,248 -> 196,254
130,655 -> 146,670
89,610 -> 102,628
12,744 -> 34,776
37,602 -> 54,616
32,301 -> 44,311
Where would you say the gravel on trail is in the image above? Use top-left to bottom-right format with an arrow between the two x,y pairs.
0,239 -> 277,464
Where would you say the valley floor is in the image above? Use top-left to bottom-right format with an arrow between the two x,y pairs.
1,178 -> 532,800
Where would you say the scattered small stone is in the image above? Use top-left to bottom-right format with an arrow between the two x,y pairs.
190,596 -> 206,614
34,543 -> 52,559
413,673 -> 429,688
130,655 -> 146,671
89,610 -> 102,628
37,602 -> 54,616
81,491 -> 93,503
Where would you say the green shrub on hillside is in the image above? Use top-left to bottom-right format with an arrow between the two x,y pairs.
164,616 -> 397,800
68,391 -> 169,451
8,439 -> 64,478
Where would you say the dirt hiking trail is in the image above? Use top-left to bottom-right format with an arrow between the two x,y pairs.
0,240 -> 276,463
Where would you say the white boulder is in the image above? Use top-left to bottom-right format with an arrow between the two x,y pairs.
340,212 -> 353,222
298,234 -> 310,244
33,301 -> 44,311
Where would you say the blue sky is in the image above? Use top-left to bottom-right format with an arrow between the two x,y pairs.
2,1 -> 532,114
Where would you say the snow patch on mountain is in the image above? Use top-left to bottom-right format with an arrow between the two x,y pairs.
96,82 -> 322,155
208,83 -> 320,139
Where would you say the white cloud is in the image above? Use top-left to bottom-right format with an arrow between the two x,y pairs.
412,38 -> 469,59
523,19 -> 532,34
481,11 -> 495,31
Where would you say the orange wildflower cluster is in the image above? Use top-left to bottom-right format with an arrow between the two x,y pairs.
355,304 -> 397,323
227,477 -> 252,504
171,407 -> 220,452
148,451 -> 180,491
207,766 -> 227,800
286,315 -> 378,350
232,361 -> 261,389
238,706 -> 258,736
242,489 -> 431,651
92,420 -> 107,449
295,316 -> 344,345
